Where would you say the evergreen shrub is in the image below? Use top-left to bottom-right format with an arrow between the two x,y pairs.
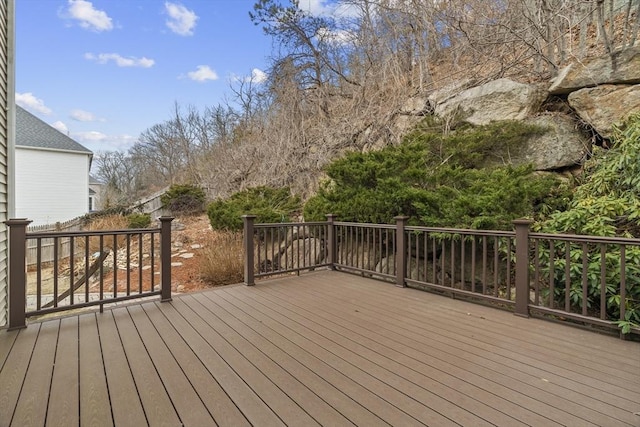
207,186 -> 301,231
127,212 -> 151,228
161,184 -> 206,214
304,120 -> 568,229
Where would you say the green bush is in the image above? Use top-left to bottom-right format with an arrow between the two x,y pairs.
161,184 -> 206,214
538,113 -> 640,331
127,212 -> 151,229
304,120 -> 568,229
207,186 -> 301,231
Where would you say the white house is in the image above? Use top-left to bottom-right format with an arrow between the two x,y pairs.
0,0 -> 14,327
15,106 -> 93,226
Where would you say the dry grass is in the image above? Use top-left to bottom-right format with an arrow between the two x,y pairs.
82,214 -> 130,253
199,230 -> 245,286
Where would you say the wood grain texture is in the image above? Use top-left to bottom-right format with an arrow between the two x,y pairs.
1,270 -> 638,427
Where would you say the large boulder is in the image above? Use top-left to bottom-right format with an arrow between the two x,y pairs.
433,78 -> 547,126
568,84 -> 640,139
506,114 -> 591,171
476,114 -> 589,171
549,47 -> 640,95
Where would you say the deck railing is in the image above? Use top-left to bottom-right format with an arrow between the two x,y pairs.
6,217 -> 174,329
243,215 -> 640,338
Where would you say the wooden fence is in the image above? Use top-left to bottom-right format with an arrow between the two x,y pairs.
24,186 -> 171,266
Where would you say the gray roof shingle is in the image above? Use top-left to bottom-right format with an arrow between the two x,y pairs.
16,106 -> 93,154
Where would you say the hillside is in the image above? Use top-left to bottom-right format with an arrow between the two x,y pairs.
93,0 -> 639,204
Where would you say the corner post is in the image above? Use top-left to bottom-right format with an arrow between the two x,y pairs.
243,215 -> 256,286
326,214 -> 337,269
513,218 -> 532,318
395,216 -> 409,288
159,216 -> 174,302
6,219 -> 32,330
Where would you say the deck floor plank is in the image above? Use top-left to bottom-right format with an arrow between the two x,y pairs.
142,302 -> 251,427
197,290 -> 389,427
126,303 -> 217,426
288,275 -> 638,425
11,320 -> 59,427
156,299 -> 284,427
358,279 -> 640,396
278,276 -> 632,424
300,284 -> 628,426
329,277 -> 640,406
181,294 -> 351,427
0,323 -> 40,426
209,287 -> 455,426
46,316 -> 79,427
78,313 -> 113,427
0,328 -> 17,369
110,306 -> 182,426
172,296 -> 320,427
244,283 -> 570,427
215,287 -> 450,426
96,310 -> 147,427
1,270 -> 639,427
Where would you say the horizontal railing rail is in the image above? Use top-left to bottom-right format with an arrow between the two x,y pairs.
6,217 -> 174,329
243,215 -> 640,339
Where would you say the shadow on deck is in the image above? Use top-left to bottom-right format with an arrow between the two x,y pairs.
1,271 -> 639,426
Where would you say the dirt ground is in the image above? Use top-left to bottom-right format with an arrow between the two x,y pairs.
166,214 -> 213,292
26,214 -> 217,300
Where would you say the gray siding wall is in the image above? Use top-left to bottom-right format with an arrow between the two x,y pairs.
0,0 -> 13,328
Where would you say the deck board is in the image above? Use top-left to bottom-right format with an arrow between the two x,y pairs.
141,302 -> 251,427
11,320 -> 58,427
174,295 -> 319,426
46,316 -> 79,427
78,313 -> 113,426
184,294 -> 352,426
156,300 -> 283,427
127,303 -> 217,426
0,322 -> 39,425
1,270 -> 639,427
96,310 -> 147,426
238,284 -> 562,426
257,276 -> 621,426
288,275 -> 638,425
111,306 -> 181,426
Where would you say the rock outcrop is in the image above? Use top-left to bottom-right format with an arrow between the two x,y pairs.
433,78 -> 547,126
568,84 -> 640,138
517,114 -> 591,170
549,46 -> 640,95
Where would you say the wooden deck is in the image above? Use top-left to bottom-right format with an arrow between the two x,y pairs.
1,270 -> 639,427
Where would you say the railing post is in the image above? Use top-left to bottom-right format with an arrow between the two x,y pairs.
395,216 -> 409,288
159,216 -> 174,302
6,219 -> 32,330
326,214 -> 337,269
513,218 -> 532,318
243,215 -> 256,286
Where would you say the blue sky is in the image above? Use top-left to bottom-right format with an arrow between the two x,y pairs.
16,0 -> 278,152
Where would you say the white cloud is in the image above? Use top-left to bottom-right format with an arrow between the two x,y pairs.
165,2 -> 198,36
65,0 -> 113,32
186,65 -> 218,82
317,27 -> 354,45
16,92 -> 52,115
230,68 -> 268,85
75,132 -> 136,151
299,0 -> 359,18
51,121 -> 69,134
85,53 -> 155,68
75,130 -> 107,141
70,109 -> 96,122
251,68 -> 268,84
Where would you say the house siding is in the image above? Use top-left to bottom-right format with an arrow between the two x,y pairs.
0,0 -> 13,327
15,147 -> 90,226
